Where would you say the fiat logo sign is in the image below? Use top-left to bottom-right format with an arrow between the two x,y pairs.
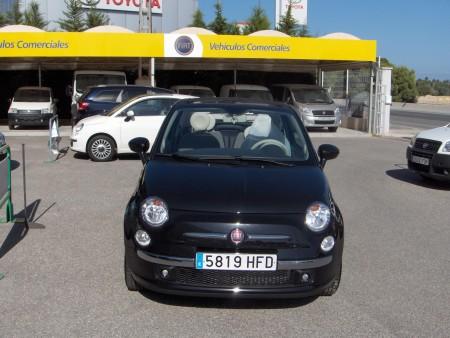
174,36 -> 194,56
230,228 -> 245,245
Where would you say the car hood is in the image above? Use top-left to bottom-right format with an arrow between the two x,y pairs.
417,125 -> 450,143
141,160 -> 329,214
296,103 -> 336,111
11,102 -> 51,110
79,114 -> 110,125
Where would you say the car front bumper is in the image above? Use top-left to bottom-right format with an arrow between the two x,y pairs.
302,116 -> 340,128
126,247 -> 342,299
407,147 -> 450,181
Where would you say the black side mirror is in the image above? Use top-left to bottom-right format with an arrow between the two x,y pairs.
129,137 -> 150,164
318,144 -> 339,168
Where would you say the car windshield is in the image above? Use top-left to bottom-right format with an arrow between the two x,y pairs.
229,89 -> 273,101
76,74 -> 126,94
157,105 -> 311,164
178,89 -> 215,97
293,88 -> 334,104
14,89 -> 50,102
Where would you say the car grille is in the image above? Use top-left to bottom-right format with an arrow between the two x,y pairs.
414,139 -> 441,153
312,110 -> 335,117
172,268 -> 294,287
17,110 -> 41,114
411,150 -> 433,159
314,120 -> 335,125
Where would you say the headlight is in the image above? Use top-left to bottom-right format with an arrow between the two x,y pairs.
305,202 -> 331,232
410,134 -> 418,146
8,108 -> 17,114
42,108 -> 50,114
302,107 -> 313,115
74,123 -> 84,133
443,141 -> 450,153
140,197 -> 169,228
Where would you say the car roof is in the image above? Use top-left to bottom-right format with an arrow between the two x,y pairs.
170,85 -> 213,91
126,93 -> 196,101
272,84 -> 323,89
220,84 -> 271,91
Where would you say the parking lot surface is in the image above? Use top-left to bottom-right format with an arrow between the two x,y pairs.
0,136 -> 449,337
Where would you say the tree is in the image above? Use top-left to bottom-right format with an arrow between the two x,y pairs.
297,25 -> 311,37
85,0 -> 110,29
58,0 -> 86,32
226,22 -> 241,35
7,0 -> 23,25
24,1 -> 47,29
244,6 -> 270,35
190,8 -> 206,28
0,13 -> 7,27
392,66 -> 418,103
208,1 -> 228,34
277,0 -> 297,36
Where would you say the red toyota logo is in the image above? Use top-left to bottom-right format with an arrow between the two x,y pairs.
230,228 -> 245,244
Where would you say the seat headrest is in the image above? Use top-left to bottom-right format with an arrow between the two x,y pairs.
246,114 -> 271,138
190,112 -> 216,132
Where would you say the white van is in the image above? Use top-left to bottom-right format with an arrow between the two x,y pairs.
69,70 -> 127,123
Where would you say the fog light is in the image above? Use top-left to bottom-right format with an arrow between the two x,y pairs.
301,273 -> 310,282
321,236 -> 335,252
135,230 -> 151,247
161,269 -> 169,279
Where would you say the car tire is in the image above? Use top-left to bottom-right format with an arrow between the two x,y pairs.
87,135 -> 116,162
8,123 -> 14,130
328,127 -> 338,132
124,257 -> 140,292
322,265 -> 341,296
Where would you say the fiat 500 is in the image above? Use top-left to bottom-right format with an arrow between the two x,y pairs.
124,98 -> 344,298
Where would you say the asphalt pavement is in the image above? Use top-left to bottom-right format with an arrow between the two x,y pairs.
0,136 -> 449,337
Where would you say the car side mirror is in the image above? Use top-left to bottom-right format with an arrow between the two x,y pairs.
125,110 -> 135,121
129,137 -> 150,165
318,144 -> 339,168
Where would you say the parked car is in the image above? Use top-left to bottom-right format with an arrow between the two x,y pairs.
76,85 -> 173,122
407,123 -> 450,181
170,85 -> 216,97
124,98 -> 344,298
68,70 -> 127,125
8,87 -> 57,129
220,84 -> 274,101
71,94 -> 194,161
272,84 -> 340,132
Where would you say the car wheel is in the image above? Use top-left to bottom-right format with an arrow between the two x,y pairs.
87,135 -> 116,162
8,123 -> 14,130
328,127 -> 338,132
322,265 -> 341,296
124,257 -> 140,292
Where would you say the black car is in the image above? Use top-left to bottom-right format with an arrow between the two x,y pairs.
75,85 -> 173,122
124,98 -> 344,298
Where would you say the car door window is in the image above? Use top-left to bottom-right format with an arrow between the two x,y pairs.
92,89 -> 121,103
122,88 -> 147,101
126,98 -> 178,117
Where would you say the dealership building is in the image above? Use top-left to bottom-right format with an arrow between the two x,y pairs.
1,0 -> 197,32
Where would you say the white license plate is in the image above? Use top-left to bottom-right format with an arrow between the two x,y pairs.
195,252 -> 277,271
411,155 -> 430,166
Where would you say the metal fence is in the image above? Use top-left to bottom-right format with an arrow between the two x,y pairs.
0,144 -> 14,223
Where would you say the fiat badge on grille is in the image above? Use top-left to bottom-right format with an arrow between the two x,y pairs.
230,228 -> 245,244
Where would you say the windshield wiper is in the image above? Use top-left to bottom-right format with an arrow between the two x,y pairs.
156,154 -> 294,167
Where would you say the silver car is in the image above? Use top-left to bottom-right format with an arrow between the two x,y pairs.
272,84 -> 340,132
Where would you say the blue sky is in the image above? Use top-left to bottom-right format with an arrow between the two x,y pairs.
198,0 -> 450,80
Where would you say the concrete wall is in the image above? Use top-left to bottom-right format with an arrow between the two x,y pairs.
20,0 -> 197,32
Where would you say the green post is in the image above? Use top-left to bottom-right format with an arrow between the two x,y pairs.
0,145 -> 14,223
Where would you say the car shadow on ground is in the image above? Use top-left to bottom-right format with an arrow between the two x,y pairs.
386,166 -> 450,191
10,160 -> 20,171
140,290 -> 318,309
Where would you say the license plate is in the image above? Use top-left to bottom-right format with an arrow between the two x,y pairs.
411,155 -> 430,166
195,252 -> 277,271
